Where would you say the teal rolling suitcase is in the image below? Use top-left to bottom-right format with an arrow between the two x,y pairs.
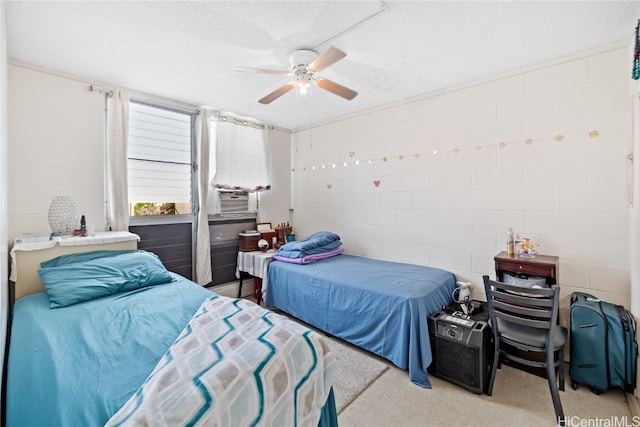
570,292 -> 637,393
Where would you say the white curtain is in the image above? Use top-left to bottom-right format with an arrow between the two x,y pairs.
211,120 -> 270,192
195,109 -> 213,285
105,88 -> 130,231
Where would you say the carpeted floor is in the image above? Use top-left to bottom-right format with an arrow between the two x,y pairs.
339,357 -> 634,427
264,303 -> 633,426
322,335 -> 389,413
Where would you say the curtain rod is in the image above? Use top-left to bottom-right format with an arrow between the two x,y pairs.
216,114 -> 273,130
88,84 -> 113,97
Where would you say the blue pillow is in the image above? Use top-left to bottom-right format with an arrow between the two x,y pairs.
38,250 -> 174,308
40,249 -> 142,268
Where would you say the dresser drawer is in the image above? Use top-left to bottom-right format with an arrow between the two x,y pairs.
494,251 -> 559,285
496,261 -> 554,278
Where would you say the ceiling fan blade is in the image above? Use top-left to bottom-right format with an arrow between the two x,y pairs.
236,66 -> 291,76
307,46 -> 347,73
315,78 -> 358,101
258,82 -> 296,104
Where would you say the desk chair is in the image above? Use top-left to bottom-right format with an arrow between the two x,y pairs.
483,275 -> 567,425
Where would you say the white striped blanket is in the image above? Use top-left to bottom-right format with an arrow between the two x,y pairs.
106,295 -> 336,427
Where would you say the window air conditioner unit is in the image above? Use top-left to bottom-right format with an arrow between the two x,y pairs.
218,190 -> 249,213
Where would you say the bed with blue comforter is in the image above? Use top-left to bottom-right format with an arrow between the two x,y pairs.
6,250 -> 337,427
265,250 -> 457,388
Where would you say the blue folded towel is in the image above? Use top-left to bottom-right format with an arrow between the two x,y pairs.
277,240 -> 342,259
276,231 -> 341,258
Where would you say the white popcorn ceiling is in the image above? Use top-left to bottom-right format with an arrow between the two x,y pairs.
5,1 -> 640,130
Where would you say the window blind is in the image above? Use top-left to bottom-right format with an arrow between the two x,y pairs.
128,101 -> 193,204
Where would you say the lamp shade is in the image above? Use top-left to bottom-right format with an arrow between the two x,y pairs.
48,196 -> 79,236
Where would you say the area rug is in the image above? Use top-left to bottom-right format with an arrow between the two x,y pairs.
323,335 -> 389,413
270,309 -> 389,413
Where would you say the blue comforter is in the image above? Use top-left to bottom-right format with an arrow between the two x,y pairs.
265,254 -> 457,388
7,275 -> 215,427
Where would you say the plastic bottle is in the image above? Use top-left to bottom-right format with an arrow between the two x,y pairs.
507,227 -> 514,255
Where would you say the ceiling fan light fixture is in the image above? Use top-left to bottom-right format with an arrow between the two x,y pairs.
249,46 -> 357,104
296,72 -> 312,95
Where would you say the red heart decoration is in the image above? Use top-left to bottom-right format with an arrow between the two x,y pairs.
327,184 -> 332,189
373,180 -> 380,187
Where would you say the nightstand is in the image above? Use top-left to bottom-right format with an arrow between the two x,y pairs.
235,250 -> 274,305
492,251 -> 560,379
494,251 -> 559,286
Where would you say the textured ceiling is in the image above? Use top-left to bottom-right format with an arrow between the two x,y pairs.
5,1 -> 640,130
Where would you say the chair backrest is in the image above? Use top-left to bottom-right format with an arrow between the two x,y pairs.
483,275 -> 560,332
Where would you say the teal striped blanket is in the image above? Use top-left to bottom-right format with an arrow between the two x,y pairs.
106,295 -> 336,427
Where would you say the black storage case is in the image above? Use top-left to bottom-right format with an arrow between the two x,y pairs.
428,310 -> 493,394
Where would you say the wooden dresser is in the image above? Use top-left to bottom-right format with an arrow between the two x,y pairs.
494,251 -> 559,286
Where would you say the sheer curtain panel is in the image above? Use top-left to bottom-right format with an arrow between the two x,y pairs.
195,109 -> 213,285
211,120 -> 270,193
106,88 -> 130,231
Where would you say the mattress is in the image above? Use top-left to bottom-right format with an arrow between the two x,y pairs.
265,254 -> 457,387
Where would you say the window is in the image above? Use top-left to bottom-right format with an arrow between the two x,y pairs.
127,100 -> 196,216
210,117 -> 270,193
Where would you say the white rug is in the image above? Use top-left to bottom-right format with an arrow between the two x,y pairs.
323,335 -> 389,413
270,309 -> 389,413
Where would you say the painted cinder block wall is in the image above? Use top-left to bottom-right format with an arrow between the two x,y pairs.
7,64 -> 106,239
6,62 -> 292,244
291,42 -> 631,308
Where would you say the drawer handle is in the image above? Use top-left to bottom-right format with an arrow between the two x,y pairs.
518,265 -> 523,270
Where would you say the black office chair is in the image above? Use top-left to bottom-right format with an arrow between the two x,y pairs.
483,275 -> 567,425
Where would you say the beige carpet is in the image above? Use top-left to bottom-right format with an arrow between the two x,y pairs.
339,362 -> 633,427
323,335 -> 389,413
256,305 -> 632,425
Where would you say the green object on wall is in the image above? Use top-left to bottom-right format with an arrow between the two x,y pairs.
633,19 -> 640,80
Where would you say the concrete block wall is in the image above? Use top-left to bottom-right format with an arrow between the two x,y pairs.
291,43 -> 631,308
8,64 -> 106,239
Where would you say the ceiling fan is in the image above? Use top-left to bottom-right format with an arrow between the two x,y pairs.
238,46 -> 358,104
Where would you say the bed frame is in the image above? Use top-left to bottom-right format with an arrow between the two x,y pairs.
10,232 -> 139,300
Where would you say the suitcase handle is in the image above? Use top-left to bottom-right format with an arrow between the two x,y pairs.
571,292 -> 599,304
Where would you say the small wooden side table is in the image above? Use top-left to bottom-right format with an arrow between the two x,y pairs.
494,251 -> 559,286
235,250 -> 274,304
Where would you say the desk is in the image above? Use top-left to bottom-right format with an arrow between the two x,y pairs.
494,251 -> 559,285
235,251 -> 274,304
